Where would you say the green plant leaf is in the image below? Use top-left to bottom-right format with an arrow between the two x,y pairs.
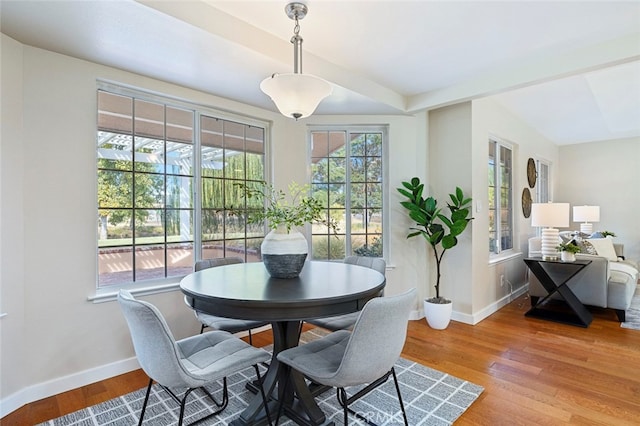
442,234 -> 458,249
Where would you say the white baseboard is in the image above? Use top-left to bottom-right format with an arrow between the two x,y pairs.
0,357 -> 140,418
452,285 -> 529,325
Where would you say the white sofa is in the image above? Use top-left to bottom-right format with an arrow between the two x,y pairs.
528,237 -> 638,322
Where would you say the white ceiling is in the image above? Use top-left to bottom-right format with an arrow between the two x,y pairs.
2,0 -> 639,145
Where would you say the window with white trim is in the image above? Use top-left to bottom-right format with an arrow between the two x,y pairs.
97,85 -> 266,287
489,138 -> 513,254
309,127 -> 386,260
536,159 -> 550,203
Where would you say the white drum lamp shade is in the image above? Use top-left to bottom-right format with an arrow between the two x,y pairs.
531,203 -> 569,260
573,205 -> 600,234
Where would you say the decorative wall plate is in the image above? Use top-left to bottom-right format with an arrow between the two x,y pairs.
527,158 -> 537,188
522,187 -> 532,218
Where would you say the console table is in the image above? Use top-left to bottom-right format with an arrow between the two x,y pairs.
524,257 -> 593,327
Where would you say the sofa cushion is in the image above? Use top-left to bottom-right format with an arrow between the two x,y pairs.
610,261 -> 639,279
587,238 -> 618,261
620,258 -> 639,271
608,271 -> 636,311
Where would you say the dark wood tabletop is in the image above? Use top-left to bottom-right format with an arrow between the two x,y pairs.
180,260 -> 386,322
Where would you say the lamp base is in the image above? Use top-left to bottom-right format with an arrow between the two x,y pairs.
540,227 -> 560,261
580,223 -> 593,234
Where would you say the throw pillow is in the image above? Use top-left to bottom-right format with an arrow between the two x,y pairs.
586,238 -> 618,261
577,240 -> 598,255
560,233 -> 574,244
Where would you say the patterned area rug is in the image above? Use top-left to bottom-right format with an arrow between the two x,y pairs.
38,330 -> 484,425
621,286 -> 640,330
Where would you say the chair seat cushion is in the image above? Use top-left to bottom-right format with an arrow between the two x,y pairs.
277,330 -> 352,387
177,331 -> 270,386
306,312 -> 359,331
196,312 -> 268,333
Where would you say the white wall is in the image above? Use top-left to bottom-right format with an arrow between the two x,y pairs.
428,103 -> 474,314
470,97 -> 559,320
557,138 -> 640,261
1,33 -> 26,407
0,36 -> 427,415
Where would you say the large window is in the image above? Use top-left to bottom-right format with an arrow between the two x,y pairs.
489,138 -> 513,255
536,159 -> 550,204
97,86 -> 266,287
310,127 -> 386,260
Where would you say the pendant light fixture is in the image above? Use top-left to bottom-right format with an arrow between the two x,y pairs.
260,2 -> 332,120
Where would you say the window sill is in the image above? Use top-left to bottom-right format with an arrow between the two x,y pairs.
88,278 -> 183,303
489,251 -> 523,265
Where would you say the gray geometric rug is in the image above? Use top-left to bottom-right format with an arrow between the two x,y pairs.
37,331 -> 484,426
621,285 -> 640,330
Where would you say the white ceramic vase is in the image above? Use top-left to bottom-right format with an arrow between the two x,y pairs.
561,251 -> 576,262
261,226 -> 308,278
423,299 -> 453,330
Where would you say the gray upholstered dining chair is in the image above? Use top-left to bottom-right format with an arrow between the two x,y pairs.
193,257 -> 268,345
305,256 -> 386,331
118,290 -> 272,426
276,288 -> 416,426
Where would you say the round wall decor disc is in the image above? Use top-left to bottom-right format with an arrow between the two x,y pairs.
522,187 -> 532,218
527,158 -> 537,188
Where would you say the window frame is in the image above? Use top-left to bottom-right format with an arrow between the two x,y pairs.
307,125 -> 388,261
94,81 -> 270,298
489,137 -> 514,257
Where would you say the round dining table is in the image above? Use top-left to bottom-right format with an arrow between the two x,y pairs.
180,260 -> 386,425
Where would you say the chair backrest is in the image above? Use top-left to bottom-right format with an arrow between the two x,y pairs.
118,290 -> 189,388
195,257 -> 243,272
343,256 -> 386,276
332,288 -> 416,386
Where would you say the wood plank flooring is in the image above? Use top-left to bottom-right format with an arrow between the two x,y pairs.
3,294 -> 640,425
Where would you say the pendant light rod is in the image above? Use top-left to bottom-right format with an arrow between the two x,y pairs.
260,2 -> 332,120
287,2 -> 307,74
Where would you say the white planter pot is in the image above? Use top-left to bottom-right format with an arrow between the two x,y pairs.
561,251 -> 576,262
423,299 -> 453,330
261,227 -> 308,278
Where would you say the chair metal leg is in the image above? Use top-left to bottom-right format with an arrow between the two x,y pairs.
335,368 -> 406,426
391,367 -> 409,426
338,388 -> 349,425
200,324 -> 206,334
254,364 -> 273,426
137,378 -> 153,426
178,388 -> 196,426
248,329 -> 253,345
155,379 -> 229,426
200,378 -> 227,408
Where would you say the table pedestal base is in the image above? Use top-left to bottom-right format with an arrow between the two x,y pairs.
232,321 -> 328,426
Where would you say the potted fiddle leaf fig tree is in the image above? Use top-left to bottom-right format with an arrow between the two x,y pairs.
397,177 -> 473,329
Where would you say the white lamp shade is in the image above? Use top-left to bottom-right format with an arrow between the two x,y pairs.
573,205 -> 600,223
531,203 -> 569,260
531,203 -> 570,228
260,73 -> 332,119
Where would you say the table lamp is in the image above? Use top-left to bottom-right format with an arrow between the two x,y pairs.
572,205 -> 600,234
531,202 -> 569,260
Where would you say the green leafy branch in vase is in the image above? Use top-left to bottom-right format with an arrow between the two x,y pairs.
235,181 -> 338,233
